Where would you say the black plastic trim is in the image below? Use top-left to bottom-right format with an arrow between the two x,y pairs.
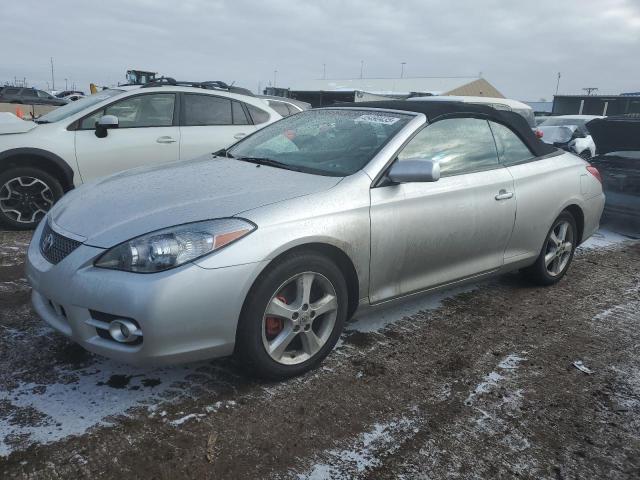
0,147 -> 75,190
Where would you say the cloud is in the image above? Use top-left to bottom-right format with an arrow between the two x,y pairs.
1,0 -> 638,99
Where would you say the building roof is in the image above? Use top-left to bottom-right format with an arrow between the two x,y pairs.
523,101 -> 553,113
289,76 -> 499,96
331,100 -> 554,157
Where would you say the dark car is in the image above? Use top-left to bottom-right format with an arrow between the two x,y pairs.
0,87 -> 67,106
54,90 -> 85,99
588,115 -> 640,227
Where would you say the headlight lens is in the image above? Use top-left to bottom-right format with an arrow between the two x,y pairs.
94,218 -> 256,273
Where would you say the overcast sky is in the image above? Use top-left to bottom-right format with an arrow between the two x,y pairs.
2,0 -> 639,100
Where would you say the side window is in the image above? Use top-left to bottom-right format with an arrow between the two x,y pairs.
22,89 -> 37,97
246,104 -> 270,124
37,90 -> 51,99
4,88 -> 19,95
267,100 -> 291,117
398,118 -> 499,176
79,94 -> 175,129
183,94 -> 232,126
489,121 -> 533,166
232,101 -> 250,125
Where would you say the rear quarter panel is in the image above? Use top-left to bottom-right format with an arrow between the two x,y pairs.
504,152 -> 600,261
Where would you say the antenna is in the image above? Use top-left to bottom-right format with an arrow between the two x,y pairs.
50,57 -> 55,90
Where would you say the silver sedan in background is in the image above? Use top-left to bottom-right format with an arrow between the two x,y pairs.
26,101 -> 605,379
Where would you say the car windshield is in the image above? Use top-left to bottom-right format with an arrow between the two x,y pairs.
228,109 -> 412,176
37,89 -> 123,123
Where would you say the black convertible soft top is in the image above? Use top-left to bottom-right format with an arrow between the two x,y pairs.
334,100 -> 556,157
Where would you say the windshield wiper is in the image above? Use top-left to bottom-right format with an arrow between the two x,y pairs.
236,156 -> 300,171
34,119 -> 50,124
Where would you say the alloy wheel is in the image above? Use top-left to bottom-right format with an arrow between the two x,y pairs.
544,220 -> 574,277
262,271 -> 338,365
0,176 -> 53,224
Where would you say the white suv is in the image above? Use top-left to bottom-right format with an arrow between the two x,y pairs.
0,81 -> 280,229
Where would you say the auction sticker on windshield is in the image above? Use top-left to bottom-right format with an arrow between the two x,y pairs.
355,114 -> 401,125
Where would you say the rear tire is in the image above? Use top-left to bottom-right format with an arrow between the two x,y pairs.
522,211 -> 577,286
236,251 -> 348,380
0,167 -> 63,230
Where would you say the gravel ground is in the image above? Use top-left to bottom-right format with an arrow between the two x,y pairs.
0,225 -> 639,479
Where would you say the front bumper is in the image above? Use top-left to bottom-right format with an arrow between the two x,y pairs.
26,221 -> 268,365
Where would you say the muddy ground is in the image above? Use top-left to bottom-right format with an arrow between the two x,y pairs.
0,226 -> 639,479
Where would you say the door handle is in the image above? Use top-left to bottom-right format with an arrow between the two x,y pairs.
234,133 -> 247,140
495,190 -> 514,201
156,136 -> 177,144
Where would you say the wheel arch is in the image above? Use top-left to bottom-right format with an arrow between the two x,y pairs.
246,242 -> 361,320
563,204 -> 585,244
0,148 -> 75,192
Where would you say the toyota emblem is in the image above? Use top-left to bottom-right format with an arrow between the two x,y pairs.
42,233 -> 55,253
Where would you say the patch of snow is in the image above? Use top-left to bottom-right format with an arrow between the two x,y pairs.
0,359 -> 222,457
297,415 -> 419,479
579,228 -> 630,251
169,413 -> 205,426
465,354 -> 526,406
204,400 -> 237,413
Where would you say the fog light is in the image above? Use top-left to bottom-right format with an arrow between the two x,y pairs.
108,319 -> 141,343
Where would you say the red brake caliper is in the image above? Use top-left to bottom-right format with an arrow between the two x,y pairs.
265,295 -> 287,337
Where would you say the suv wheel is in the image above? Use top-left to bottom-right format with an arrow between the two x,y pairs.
236,251 -> 348,379
0,167 -> 63,230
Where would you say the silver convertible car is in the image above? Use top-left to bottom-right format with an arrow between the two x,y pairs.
26,101 -> 605,378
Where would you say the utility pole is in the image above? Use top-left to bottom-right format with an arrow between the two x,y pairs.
273,70 -> 278,88
360,60 -> 364,79
400,62 -> 406,78
322,63 -> 326,80
50,57 -> 55,90
555,72 -> 561,96
65,78 -> 68,90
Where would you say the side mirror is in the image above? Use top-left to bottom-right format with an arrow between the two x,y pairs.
387,159 -> 440,183
95,115 -> 119,138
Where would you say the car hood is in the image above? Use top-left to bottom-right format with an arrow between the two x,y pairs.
587,117 -> 640,155
0,112 -> 37,134
50,156 -> 342,248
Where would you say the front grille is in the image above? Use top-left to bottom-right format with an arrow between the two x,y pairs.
39,222 -> 82,264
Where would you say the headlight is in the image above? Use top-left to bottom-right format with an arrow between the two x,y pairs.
94,218 -> 256,273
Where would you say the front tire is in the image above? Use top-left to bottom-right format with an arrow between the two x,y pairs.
0,167 -> 63,230
236,251 -> 348,379
522,211 -> 577,286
